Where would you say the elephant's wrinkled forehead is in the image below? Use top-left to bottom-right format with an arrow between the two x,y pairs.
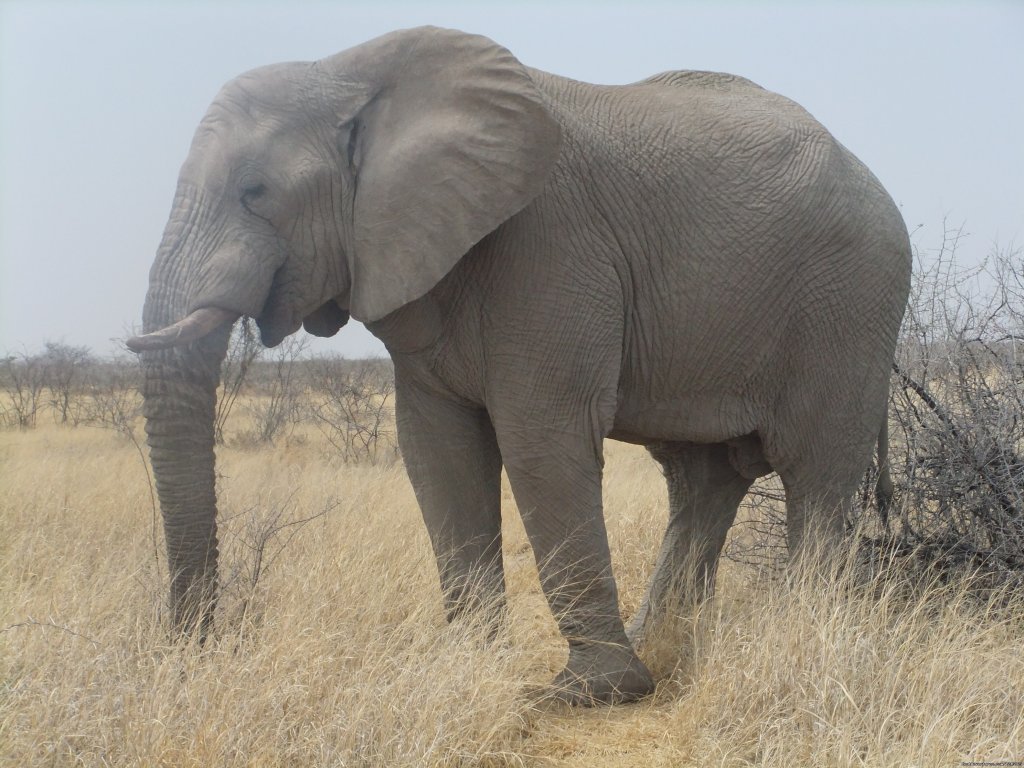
180,114 -> 246,194
211,62 -> 309,123
181,62 -> 310,190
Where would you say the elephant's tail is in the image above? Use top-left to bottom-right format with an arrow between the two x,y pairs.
875,406 -> 895,527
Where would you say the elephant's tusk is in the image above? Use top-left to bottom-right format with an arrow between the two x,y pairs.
126,307 -> 240,353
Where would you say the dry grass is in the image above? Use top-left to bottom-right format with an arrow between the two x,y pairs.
3,416 -> 1023,766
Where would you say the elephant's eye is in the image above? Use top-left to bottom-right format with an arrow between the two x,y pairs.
241,183 -> 267,206
346,120 -> 361,171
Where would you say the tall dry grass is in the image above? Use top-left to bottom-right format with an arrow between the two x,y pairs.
3,417 -> 1023,766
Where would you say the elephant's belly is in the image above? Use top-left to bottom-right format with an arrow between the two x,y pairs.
610,392 -> 758,446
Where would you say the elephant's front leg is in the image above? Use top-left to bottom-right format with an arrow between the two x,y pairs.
494,418 -> 655,705
396,378 -> 505,625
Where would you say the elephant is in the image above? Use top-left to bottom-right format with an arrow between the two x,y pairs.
127,26 -> 911,705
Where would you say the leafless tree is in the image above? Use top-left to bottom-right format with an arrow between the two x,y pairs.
306,356 -> 397,464
77,353 -> 159,565
215,318 -> 262,444
242,333 -> 309,445
219,493 -> 337,632
81,355 -> 143,437
1,350 -> 47,429
41,341 -> 94,425
881,234 -> 1024,576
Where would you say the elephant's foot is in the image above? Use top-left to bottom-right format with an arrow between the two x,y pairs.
549,642 -> 654,706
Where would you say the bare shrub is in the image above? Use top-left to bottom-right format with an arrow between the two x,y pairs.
218,493 -> 337,633
240,334 -> 309,445
80,356 -> 143,438
0,345 -> 144,432
879,234 -> 1024,583
306,356 -> 397,465
0,349 -> 47,428
215,318 -> 262,444
41,341 -> 95,426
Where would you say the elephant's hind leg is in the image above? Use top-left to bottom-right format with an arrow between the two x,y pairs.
627,441 -> 752,648
769,420 -> 876,573
780,469 -> 858,566
768,376 -> 889,565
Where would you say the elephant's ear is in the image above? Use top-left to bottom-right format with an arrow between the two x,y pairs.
326,27 -> 561,323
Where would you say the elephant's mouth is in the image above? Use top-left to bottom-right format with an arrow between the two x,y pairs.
301,299 -> 350,338
254,277 -> 305,347
127,268 -> 349,353
257,262 -> 351,345
255,310 -> 299,347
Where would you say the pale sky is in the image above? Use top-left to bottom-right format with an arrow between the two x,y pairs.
1,1 -> 1021,357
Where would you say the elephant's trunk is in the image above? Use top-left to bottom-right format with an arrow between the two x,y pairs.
137,187 -> 235,639
141,337 -> 229,638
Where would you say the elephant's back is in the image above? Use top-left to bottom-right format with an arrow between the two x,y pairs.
637,69 -> 763,92
529,66 -> 823,137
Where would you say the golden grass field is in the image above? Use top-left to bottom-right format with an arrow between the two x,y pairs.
3,403 -> 1024,767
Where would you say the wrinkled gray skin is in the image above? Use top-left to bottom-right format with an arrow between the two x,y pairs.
130,27 -> 911,705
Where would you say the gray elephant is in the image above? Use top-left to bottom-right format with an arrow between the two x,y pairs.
127,27 -> 911,705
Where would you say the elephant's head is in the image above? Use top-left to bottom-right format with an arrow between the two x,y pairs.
127,27 -> 560,637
